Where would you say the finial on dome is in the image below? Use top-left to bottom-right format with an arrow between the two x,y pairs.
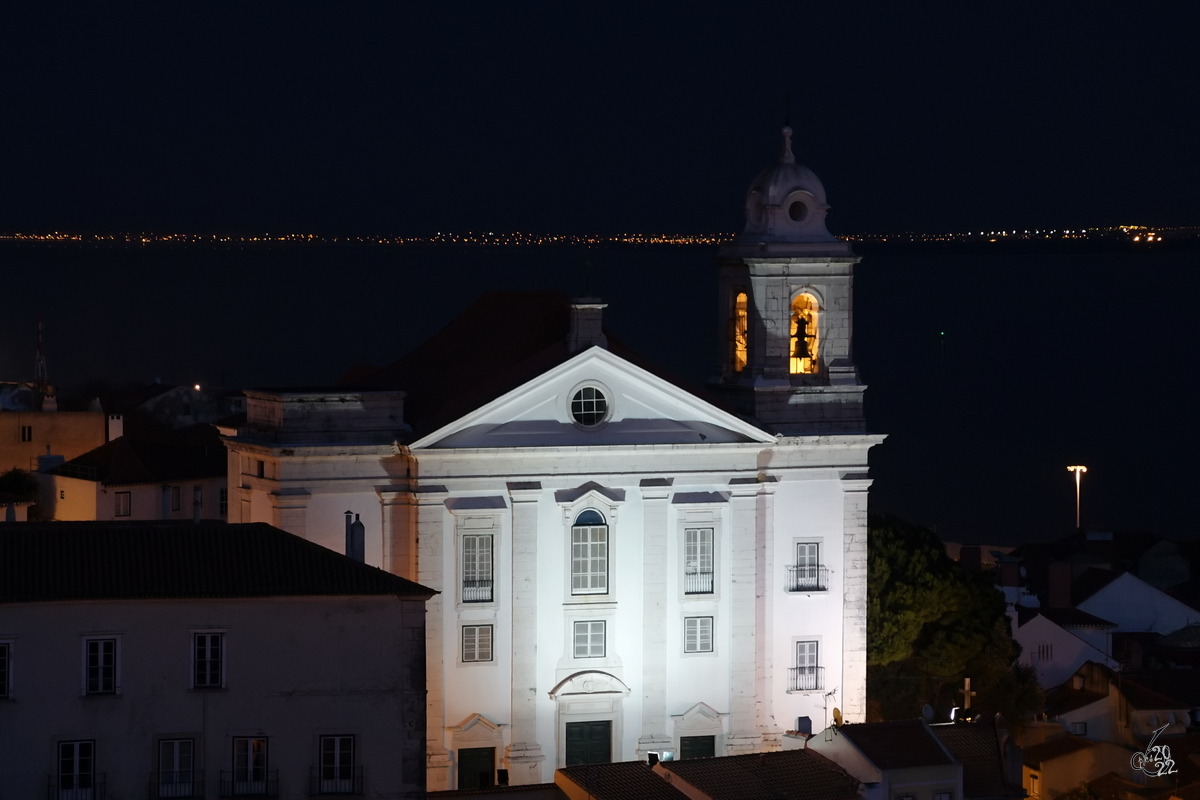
781,126 -> 795,164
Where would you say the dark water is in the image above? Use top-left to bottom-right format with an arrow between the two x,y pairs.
2,242 -> 1196,544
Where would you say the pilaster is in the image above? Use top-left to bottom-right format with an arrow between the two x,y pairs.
841,473 -> 872,723
268,489 -> 310,539
505,482 -> 545,784
417,485 -> 452,791
637,482 -> 673,758
755,481 -> 782,750
726,483 -> 763,754
377,486 -> 419,581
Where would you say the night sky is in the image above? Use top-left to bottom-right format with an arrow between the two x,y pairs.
2,4 -> 1198,544
3,2 -> 1198,235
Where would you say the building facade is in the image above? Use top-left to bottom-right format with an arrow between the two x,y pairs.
224,128 -> 884,790
0,522 -> 432,799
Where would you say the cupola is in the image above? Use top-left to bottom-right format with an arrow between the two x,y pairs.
741,126 -> 837,244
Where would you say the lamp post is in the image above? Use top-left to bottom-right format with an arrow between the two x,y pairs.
1067,465 -> 1087,529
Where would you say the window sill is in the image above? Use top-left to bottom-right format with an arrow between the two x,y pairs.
189,686 -> 228,692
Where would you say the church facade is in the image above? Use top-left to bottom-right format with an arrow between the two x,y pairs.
224,128 -> 884,790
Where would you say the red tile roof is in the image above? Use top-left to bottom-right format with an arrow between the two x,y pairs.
837,719 -> 956,770
0,522 -> 434,602
930,722 -> 1024,800
660,749 -> 861,800
51,425 -> 227,485
558,760 -> 687,800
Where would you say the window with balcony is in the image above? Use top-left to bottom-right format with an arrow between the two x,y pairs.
684,527 -> 714,595
462,534 -> 493,603
786,542 -> 827,592
789,640 -> 822,692
314,736 -> 360,795
155,739 -> 196,798
224,738 -> 274,797
56,740 -> 98,800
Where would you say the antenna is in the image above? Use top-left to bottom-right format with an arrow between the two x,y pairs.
34,317 -> 48,392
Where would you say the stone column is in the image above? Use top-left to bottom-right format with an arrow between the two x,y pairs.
268,489 -> 310,539
726,483 -> 763,754
755,482 -> 782,750
637,483 -> 673,758
377,487 -> 418,581
505,483 -> 545,784
417,486 -> 452,791
841,474 -> 872,723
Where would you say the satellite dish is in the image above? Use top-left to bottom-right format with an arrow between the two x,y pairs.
832,707 -> 844,727
922,704 -> 934,722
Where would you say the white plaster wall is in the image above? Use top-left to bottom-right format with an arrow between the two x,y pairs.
1017,616 -> 1117,689
772,477 -> 847,730
1078,573 -> 1200,634
0,595 -> 426,800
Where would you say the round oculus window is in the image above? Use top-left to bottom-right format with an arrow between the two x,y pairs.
570,386 -> 608,427
788,200 -> 809,222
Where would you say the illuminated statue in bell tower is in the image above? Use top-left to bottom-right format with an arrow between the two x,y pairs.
712,125 -> 866,435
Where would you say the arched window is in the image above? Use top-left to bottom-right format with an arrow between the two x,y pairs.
571,509 -> 608,595
730,291 -> 748,373
789,294 -> 819,375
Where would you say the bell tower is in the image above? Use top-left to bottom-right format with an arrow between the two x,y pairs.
712,126 -> 865,435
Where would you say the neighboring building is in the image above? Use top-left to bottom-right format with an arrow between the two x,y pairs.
1015,608 -> 1119,689
1020,734 -> 1134,800
929,719 -> 1025,800
224,127 -> 885,790
802,719 -> 961,800
0,522 -> 433,799
38,424 -> 228,521
135,384 -> 247,430
0,408 -> 107,472
1076,572 -> 1200,637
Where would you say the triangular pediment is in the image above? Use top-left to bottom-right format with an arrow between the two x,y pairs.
410,347 -> 774,449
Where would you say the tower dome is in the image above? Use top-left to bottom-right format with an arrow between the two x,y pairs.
740,126 -> 838,244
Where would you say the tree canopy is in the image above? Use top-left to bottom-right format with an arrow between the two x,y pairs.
866,512 -> 1042,727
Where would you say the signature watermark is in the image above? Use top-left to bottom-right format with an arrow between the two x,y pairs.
1131,723 -> 1178,777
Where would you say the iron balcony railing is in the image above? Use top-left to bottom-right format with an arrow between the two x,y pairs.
785,565 -> 828,592
462,577 -> 493,603
788,666 -> 825,692
219,771 -> 278,797
683,569 -> 714,595
309,766 -> 364,795
47,775 -> 106,800
149,773 -> 205,798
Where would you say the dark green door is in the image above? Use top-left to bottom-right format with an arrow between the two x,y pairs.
680,735 -> 715,759
565,720 -> 612,766
458,747 -> 495,790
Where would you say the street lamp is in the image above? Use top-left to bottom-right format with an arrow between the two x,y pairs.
1067,465 -> 1088,529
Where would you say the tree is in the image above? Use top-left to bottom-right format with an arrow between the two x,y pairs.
0,468 -> 39,502
866,512 -> 1042,728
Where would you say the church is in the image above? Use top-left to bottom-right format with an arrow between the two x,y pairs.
224,126 -> 884,790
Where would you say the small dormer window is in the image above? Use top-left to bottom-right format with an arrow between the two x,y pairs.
790,294 -> 820,375
570,385 -> 609,428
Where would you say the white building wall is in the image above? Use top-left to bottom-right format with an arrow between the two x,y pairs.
1078,572 -> 1200,635
1017,615 -> 1118,689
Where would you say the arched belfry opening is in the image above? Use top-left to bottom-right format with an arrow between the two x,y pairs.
789,294 -> 819,375
731,291 -> 749,373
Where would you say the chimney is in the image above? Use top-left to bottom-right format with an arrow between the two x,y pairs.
1048,561 -> 1072,607
107,414 -> 124,441
568,298 -> 608,353
346,512 -> 365,562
